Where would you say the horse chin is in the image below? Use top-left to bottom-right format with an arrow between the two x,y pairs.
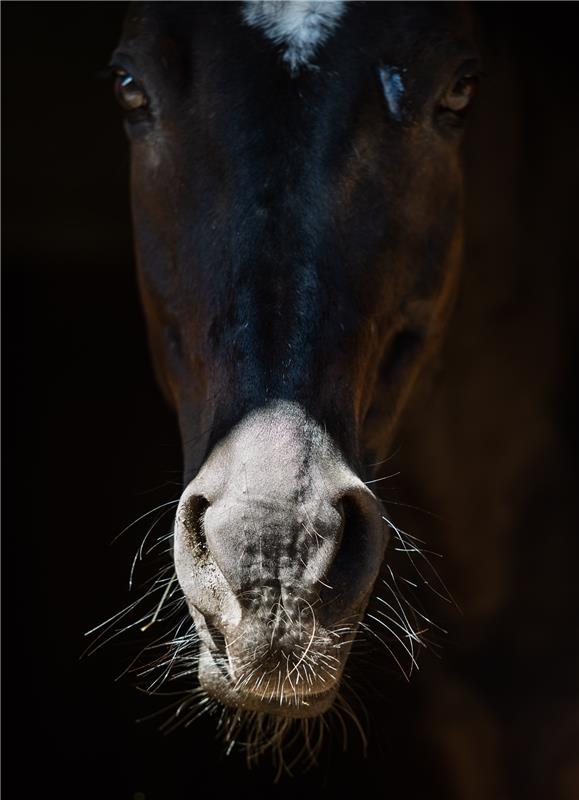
197,644 -> 339,719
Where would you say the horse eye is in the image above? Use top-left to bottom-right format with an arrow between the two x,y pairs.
113,69 -> 148,112
440,74 -> 479,114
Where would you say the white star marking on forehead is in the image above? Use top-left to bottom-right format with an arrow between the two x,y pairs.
242,0 -> 346,74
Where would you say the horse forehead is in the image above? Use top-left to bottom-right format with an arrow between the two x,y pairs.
241,0 -> 347,72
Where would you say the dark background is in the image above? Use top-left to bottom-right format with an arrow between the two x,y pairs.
3,3 -> 579,799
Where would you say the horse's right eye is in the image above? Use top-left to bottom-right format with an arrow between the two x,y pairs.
113,69 -> 148,113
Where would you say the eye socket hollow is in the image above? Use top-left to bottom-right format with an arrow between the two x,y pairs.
113,68 -> 149,113
439,74 -> 479,115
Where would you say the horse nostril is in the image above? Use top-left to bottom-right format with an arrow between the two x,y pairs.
320,491 -> 383,615
182,495 -> 210,561
335,495 -> 370,574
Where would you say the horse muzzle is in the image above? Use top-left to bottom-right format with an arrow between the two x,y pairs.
174,401 -> 388,716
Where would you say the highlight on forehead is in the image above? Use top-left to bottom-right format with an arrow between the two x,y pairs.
241,0 -> 346,73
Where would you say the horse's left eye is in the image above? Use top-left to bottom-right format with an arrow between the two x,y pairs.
113,69 -> 148,112
439,74 -> 479,114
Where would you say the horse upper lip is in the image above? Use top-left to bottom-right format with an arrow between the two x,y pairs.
227,681 -> 337,716
238,687 -> 336,712
199,645 -> 338,716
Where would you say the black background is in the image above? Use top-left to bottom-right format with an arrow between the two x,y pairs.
3,3 -> 579,799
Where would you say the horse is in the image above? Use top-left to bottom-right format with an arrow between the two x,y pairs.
107,1 -> 579,793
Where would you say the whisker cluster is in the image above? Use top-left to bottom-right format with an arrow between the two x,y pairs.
358,510 -> 454,683
84,487 -> 451,775
211,687 -> 368,781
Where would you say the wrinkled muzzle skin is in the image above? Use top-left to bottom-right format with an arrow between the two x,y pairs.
115,2 -> 477,718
